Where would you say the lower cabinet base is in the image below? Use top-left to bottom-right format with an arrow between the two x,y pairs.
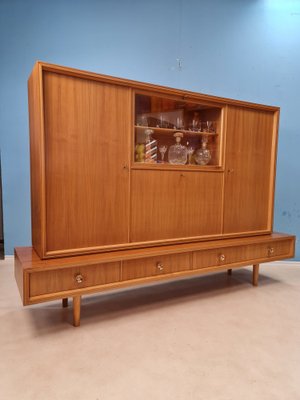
64,264 -> 260,327
14,232 -> 295,328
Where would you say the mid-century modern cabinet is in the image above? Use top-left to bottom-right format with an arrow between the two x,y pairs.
14,62 -> 295,326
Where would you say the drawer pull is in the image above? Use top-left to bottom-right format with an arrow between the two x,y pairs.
75,274 -> 84,284
219,254 -> 226,262
157,262 -> 164,272
268,247 -> 274,256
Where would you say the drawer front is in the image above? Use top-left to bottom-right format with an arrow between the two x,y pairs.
193,240 -> 292,270
122,253 -> 191,281
30,262 -> 120,297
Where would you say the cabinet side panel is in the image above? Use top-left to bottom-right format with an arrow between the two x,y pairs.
268,110 -> 280,231
14,249 -> 24,302
223,106 -> 276,233
43,72 -> 131,253
28,63 -> 45,257
130,170 -> 223,242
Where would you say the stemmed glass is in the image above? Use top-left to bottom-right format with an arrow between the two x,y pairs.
206,121 -> 213,132
192,119 -> 198,131
141,115 -> 148,127
160,114 -> 164,128
176,117 -> 184,130
186,142 -> 195,164
189,119 -> 198,132
159,145 -> 168,163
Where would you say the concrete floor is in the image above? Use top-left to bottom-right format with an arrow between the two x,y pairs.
0,257 -> 300,400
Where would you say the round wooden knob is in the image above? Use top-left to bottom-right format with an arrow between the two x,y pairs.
157,262 -> 164,272
75,274 -> 84,284
219,254 -> 226,262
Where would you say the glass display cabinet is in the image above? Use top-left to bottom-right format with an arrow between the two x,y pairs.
134,93 -> 224,169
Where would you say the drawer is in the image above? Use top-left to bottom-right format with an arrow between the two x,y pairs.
30,262 -> 120,297
122,253 -> 191,281
193,240 -> 292,270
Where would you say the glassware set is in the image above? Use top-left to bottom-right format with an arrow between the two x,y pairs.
188,114 -> 215,133
136,114 -> 215,133
135,129 -> 211,166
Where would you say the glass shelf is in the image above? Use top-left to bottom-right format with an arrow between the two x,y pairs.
134,92 -> 223,168
134,125 -> 218,136
131,162 -> 224,172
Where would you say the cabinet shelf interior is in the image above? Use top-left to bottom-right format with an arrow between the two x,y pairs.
134,93 -> 222,166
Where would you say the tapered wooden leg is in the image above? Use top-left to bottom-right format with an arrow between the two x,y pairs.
227,269 -> 232,275
73,296 -> 81,327
62,298 -> 68,308
253,264 -> 259,286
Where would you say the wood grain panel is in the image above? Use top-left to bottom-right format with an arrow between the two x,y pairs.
28,63 -> 45,257
43,72 -> 131,253
30,262 -> 120,296
193,240 -> 292,270
122,253 -> 190,280
130,170 -> 223,242
223,106 -> 276,233
38,62 -> 280,112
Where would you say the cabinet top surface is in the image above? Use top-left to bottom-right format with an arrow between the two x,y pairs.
15,233 -> 294,270
32,61 -> 279,112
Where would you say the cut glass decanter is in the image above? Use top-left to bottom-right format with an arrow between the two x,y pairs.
168,132 -> 187,165
195,135 -> 211,165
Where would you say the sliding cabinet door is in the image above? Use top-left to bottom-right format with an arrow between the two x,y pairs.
43,72 -> 131,256
223,106 -> 277,234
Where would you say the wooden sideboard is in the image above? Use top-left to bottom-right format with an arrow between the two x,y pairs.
15,233 -> 295,326
14,62 -> 295,326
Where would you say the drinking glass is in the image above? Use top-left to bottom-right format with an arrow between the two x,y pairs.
159,145 -> 168,163
176,117 -> 184,130
206,121 -> 213,132
141,115 -> 148,127
187,145 -> 195,164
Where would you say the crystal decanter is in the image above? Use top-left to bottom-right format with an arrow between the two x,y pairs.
144,129 -> 158,163
195,135 -> 211,165
168,132 -> 187,165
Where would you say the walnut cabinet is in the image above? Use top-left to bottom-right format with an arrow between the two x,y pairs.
28,62 -> 279,259
14,62 -> 295,327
